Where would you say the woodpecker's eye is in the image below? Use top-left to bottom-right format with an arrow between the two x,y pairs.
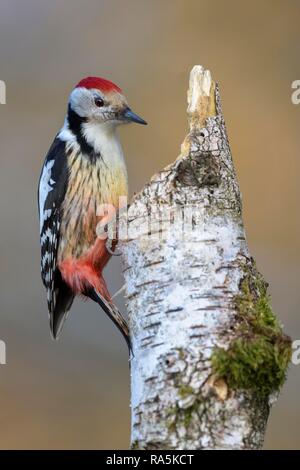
94,97 -> 104,108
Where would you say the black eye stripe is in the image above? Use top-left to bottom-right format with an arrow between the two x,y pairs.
94,97 -> 104,107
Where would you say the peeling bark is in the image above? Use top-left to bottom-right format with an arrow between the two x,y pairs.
120,66 -> 291,450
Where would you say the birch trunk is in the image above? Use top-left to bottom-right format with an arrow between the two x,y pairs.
120,66 -> 291,450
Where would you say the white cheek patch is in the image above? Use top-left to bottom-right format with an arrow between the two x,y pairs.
39,159 -> 55,233
69,87 -> 94,118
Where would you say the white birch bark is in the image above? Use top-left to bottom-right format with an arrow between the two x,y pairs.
120,66 -> 290,450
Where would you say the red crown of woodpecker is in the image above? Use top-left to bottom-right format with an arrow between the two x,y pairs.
75,76 -> 122,93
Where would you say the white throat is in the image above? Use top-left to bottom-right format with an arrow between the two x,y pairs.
83,121 -> 125,167
59,119 -> 126,171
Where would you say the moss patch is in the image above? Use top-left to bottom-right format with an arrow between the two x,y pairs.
211,261 -> 292,396
166,401 -> 199,432
178,384 -> 194,398
131,440 -> 140,450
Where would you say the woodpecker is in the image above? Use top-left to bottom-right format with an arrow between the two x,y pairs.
38,76 -> 147,351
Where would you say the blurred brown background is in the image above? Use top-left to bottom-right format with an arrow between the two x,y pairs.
0,0 -> 299,449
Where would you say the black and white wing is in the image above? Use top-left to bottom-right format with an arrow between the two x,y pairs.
38,137 -> 73,338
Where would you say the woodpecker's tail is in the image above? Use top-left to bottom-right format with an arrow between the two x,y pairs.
50,279 -> 74,340
87,287 -> 132,354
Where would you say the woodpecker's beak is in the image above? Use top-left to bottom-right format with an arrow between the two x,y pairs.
123,108 -> 147,125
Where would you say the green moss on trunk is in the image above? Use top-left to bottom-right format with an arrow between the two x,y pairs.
211,259 -> 292,396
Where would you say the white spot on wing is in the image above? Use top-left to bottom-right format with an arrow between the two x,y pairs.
39,160 -> 55,233
43,209 -> 52,221
42,252 -> 51,266
41,227 -> 53,244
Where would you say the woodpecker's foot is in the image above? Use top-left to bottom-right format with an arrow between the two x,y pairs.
106,241 -> 122,256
